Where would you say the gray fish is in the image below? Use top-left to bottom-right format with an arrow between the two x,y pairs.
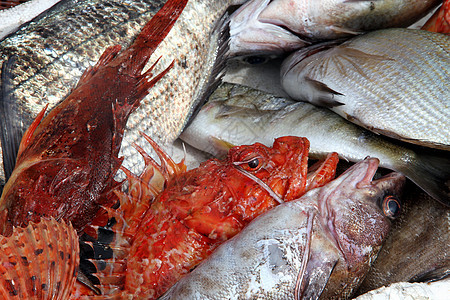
161,158 -> 406,299
356,181 -> 450,295
180,83 -> 450,206
0,0 -> 245,189
281,28 -> 450,150
229,0 -> 440,56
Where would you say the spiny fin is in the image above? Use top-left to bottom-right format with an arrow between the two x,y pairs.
16,104 -> 48,160
184,11 -> 231,128
80,135 -> 187,296
0,218 -> 79,300
76,45 -> 122,89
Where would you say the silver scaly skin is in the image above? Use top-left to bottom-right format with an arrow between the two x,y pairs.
181,83 -> 450,206
0,0 -> 246,187
161,158 -> 405,299
281,28 -> 450,151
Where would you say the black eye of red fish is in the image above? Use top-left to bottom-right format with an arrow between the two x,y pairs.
382,195 -> 401,219
247,158 -> 260,169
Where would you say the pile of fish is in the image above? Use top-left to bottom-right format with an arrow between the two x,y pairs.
0,0 -> 449,299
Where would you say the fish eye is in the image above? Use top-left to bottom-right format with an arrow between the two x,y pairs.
382,195 -> 401,219
242,55 -> 270,65
247,158 -> 260,169
233,155 -> 263,172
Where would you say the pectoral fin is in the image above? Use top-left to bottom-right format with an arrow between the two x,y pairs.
304,77 -> 344,107
295,212 -> 339,299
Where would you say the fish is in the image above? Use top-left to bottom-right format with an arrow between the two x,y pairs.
85,134 -> 339,299
355,278 -> 450,300
180,83 -> 450,206
281,28 -> 450,151
422,0 -> 450,33
0,0 -> 188,236
356,181 -> 450,294
0,0 -> 62,40
0,0 -> 245,191
229,0 -> 441,56
160,157 -> 406,299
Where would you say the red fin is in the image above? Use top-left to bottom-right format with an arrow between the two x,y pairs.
76,45 -> 122,89
16,104 -> 48,159
0,218 -> 79,299
305,152 -> 339,191
121,0 -> 189,75
83,138 -> 186,296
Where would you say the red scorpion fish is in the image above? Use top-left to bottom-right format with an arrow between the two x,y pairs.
0,0 -> 189,236
82,134 -> 339,299
422,0 -> 450,34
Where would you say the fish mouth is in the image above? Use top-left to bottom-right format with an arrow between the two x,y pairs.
229,0 -> 307,56
355,157 -> 380,188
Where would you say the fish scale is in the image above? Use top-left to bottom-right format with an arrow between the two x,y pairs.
0,0 -> 245,189
281,28 -> 450,150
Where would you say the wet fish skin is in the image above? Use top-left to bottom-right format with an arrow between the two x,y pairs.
281,28 -> 450,151
356,181 -> 450,294
356,278 -> 450,300
161,158 -> 405,299
180,83 -> 450,206
0,0 -> 245,188
0,0 -> 188,235
229,0 -> 440,56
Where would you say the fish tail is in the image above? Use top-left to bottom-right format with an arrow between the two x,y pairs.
81,134 -> 186,295
400,152 -> 450,207
0,218 -> 79,299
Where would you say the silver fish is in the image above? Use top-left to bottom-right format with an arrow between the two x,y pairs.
229,0 -> 440,56
161,158 -> 406,299
0,0 -> 245,188
180,83 -> 450,206
281,28 -> 450,151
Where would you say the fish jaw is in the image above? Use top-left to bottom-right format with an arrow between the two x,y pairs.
229,0 -> 308,57
316,157 -> 406,298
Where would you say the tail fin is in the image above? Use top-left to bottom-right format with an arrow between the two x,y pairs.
400,152 -> 450,207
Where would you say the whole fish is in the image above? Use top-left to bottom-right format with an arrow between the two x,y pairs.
85,134 -> 338,299
0,0 -> 188,236
180,83 -> 450,206
229,0 -> 440,56
422,0 -> 450,33
281,28 -> 450,151
356,182 -> 450,294
161,158 -> 406,299
0,0 -> 245,190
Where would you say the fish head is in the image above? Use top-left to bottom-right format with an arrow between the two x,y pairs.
318,157 -> 405,297
227,136 -> 310,202
229,0 -> 308,57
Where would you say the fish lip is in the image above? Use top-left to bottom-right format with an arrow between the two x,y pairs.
355,157 -> 380,188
